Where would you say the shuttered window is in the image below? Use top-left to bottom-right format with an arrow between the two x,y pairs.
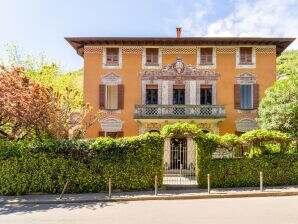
98,131 -> 123,138
240,47 -> 252,64
106,48 -> 119,65
106,131 -> 123,138
200,48 -> 213,65
234,84 -> 259,110
99,84 -> 124,110
240,85 -> 253,109
106,85 -> 118,109
146,48 -> 159,65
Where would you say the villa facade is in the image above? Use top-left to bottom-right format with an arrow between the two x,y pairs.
66,31 -> 293,139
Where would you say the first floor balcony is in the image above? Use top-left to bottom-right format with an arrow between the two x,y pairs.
134,104 -> 226,119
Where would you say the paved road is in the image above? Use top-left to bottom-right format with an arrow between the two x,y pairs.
0,196 -> 297,224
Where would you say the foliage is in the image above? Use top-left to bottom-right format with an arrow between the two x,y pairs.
197,154 -> 298,188
0,139 -> 28,160
0,133 -> 164,195
0,65 -> 60,139
257,74 -> 298,137
4,43 -> 83,104
0,65 -> 101,140
277,50 -> 298,76
1,44 -> 100,140
161,122 -> 202,138
219,134 -> 241,148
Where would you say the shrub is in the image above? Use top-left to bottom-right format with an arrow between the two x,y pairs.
0,133 -> 164,195
197,154 -> 298,188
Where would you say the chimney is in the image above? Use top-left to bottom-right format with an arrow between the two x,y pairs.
176,27 -> 182,38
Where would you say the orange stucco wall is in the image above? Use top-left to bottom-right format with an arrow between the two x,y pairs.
83,47 -> 276,138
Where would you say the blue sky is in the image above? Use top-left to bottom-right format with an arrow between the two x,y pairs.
0,0 -> 297,71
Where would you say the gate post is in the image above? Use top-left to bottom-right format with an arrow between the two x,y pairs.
155,175 -> 158,196
108,178 -> 112,199
260,171 -> 263,192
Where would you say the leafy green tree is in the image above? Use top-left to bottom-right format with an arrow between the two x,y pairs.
257,74 -> 298,136
4,43 -> 83,109
1,44 -> 100,140
277,50 -> 298,76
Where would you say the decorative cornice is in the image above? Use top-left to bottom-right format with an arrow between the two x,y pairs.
139,58 -> 221,81
235,73 -> 257,84
101,72 -> 122,85
100,117 -> 124,132
235,117 -> 258,132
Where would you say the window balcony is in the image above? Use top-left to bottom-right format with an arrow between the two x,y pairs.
134,104 -> 226,119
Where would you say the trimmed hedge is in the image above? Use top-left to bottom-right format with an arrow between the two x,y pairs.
0,133 -> 164,195
197,154 -> 298,188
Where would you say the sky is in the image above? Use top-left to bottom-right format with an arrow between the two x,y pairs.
0,0 -> 297,72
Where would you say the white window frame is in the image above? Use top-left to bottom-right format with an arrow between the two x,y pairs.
102,47 -> 122,69
197,47 -> 216,69
236,47 -> 256,69
142,47 -> 162,69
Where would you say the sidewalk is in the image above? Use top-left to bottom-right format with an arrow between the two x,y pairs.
1,185 -> 297,205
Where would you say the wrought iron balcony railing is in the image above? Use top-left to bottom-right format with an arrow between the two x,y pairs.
134,104 -> 226,119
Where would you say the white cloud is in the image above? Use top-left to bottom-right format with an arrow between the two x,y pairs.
176,0 -> 298,49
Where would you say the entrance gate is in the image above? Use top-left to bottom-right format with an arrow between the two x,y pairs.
163,138 -> 197,186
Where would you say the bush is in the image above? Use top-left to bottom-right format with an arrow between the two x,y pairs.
197,154 -> 298,188
0,133 -> 164,195
0,139 -> 28,160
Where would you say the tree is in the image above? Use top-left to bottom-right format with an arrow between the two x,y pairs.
0,65 -> 101,140
257,74 -> 298,136
4,43 -> 83,109
1,44 -> 99,140
277,50 -> 298,76
0,65 -> 59,139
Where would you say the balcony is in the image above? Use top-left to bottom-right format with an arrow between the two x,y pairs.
134,104 -> 226,119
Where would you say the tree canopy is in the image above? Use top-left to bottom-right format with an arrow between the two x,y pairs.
257,74 -> 298,136
0,45 -> 100,140
277,50 -> 298,76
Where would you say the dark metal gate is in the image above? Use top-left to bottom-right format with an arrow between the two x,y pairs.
163,138 -> 197,186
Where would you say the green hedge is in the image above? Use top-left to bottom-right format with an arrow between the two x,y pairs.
0,133 -> 164,195
197,154 -> 298,188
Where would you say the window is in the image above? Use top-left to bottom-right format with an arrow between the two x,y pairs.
98,131 -> 123,138
200,48 -> 213,65
146,85 -> 158,104
146,48 -> 159,65
240,47 -> 252,64
106,132 -> 123,138
106,48 -> 119,65
99,84 -> 124,110
173,86 -> 185,105
240,85 -> 253,109
234,83 -> 259,110
200,85 -> 212,105
106,85 -> 118,109
142,48 -> 161,69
